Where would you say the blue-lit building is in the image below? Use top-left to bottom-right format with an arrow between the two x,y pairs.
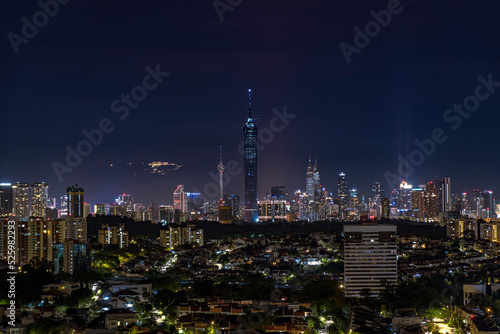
244,89 -> 258,222
67,185 -> 84,217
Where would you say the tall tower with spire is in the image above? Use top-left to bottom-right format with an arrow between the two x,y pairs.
217,146 -> 225,203
306,158 -> 314,199
244,89 -> 258,222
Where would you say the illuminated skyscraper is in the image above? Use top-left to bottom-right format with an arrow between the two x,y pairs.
393,181 -> 412,216
173,185 -> 186,213
372,182 -> 385,198
312,158 -> 322,205
271,186 -> 288,201
13,182 -> 30,219
116,194 -> 134,213
349,187 -> 359,208
338,173 -> 347,213
439,177 -> 452,213
32,182 -> 48,218
244,89 -> 258,222
159,205 -> 173,224
67,185 -> 84,217
0,183 -> 13,216
482,190 -> 494,218
218,146 -> 225,202
306,158 -> 314,199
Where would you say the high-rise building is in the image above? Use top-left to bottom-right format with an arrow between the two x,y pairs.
344,224 -> 397,297
0,183 -> 13,216
1,218 -> 66,267
381,198 -> 390,218
53,239 -> 87,274
148,202 -> 158,222
393,181 -> 412,216
83,203 -> 91,217
372,182 -> 385,198
271,186 -> 288,201
218,146 -> 225,202
160,223 -> 204,248
446,219 -> 478,239
116,194 -> 134,213
173,185 -> 186,213
424,181 -> 440,219
243,89 -> 258,222
98,223 -> 129,249
159,205 -> 173,224
13,182 -> 30,219
229,194 -> 240,218
439,178 -> 452,213
67,185 -> 84,217
338,173 -> 347,213
59,195 -> 68,217
306,159 -> 314,200
31,182 -> 48,218
218,206 -> 232,224
258,199 -> 288,221
94,203 -> 110,215
349,187 -> 359,208
482,190 -> 494,218
65,217 -> 87,243
186,192 -> 202,212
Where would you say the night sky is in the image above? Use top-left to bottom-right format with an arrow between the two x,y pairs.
1,0 -> 499,206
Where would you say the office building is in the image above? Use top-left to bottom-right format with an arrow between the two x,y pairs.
94,203 -> 110,215
159,205 -> 173,224
218,206 -> 232,224
344,224 -> 397,297
83,203 -> 91,217
439,178 -> 452,213
258,199 -> 288,221
393,181 -> 412,216
381,198 -> 390,219
338,173 -> 347,213
173,185 -> 187,213
0,183 -> 13,216
229,194 -> 240,218
116,194 -> 134,213
482,190 -> 495,218
372,182 -> 385,198
271,186 -> 288,201
217,146 -> 225,202
67,185 -> 84,217
186,192 -> 202,212
244,89 -> 258,222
